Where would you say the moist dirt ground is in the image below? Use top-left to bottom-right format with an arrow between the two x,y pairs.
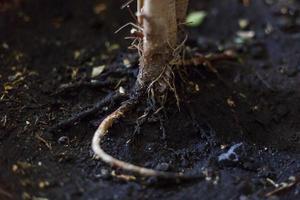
0,0 -> 300,199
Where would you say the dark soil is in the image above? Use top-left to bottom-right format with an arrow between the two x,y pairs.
1,0 -> 300,199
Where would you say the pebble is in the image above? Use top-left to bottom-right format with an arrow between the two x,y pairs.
58,136 -> 69,145
238,19 -> 250,30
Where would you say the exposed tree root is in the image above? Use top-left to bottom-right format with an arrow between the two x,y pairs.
47,92 -> 124,134
92,87 -> 203,179
47,51 -> 235,179
47,0 -> 237,180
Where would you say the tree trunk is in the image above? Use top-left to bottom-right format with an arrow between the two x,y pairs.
137,0 -> 178,91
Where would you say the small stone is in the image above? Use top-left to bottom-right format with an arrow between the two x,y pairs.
38,180 -> 50,189
238,19 -> 250,30
2,42 -> 9,49
123,58 -> 131,68
227,97 -> 236,107
118,86 -> 126,94
91,65 -> 106,78
57,136 -> 69,145
12,164 -> 18,172
237,30 -> 255,40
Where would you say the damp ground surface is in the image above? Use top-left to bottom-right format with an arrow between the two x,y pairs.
0,0 -> 300,199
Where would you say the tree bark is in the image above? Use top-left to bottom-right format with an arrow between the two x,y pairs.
137,0 -> 178,90
176,0 -> 189,24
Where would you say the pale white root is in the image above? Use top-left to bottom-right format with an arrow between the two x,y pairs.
92,99 -> 198,179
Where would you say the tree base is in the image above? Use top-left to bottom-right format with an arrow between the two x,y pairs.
47,52 -> 237,180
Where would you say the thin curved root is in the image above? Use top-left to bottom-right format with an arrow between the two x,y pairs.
92,96 -> 201,180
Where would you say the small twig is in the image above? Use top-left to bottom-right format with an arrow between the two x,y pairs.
111,170 -> 137,182
1,115 -> 7,127
121,0 -> 135,9
35,133 -> 52,150
126,4 -> 138,22
115,22 -> 143,34
265,177 -> 298,197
